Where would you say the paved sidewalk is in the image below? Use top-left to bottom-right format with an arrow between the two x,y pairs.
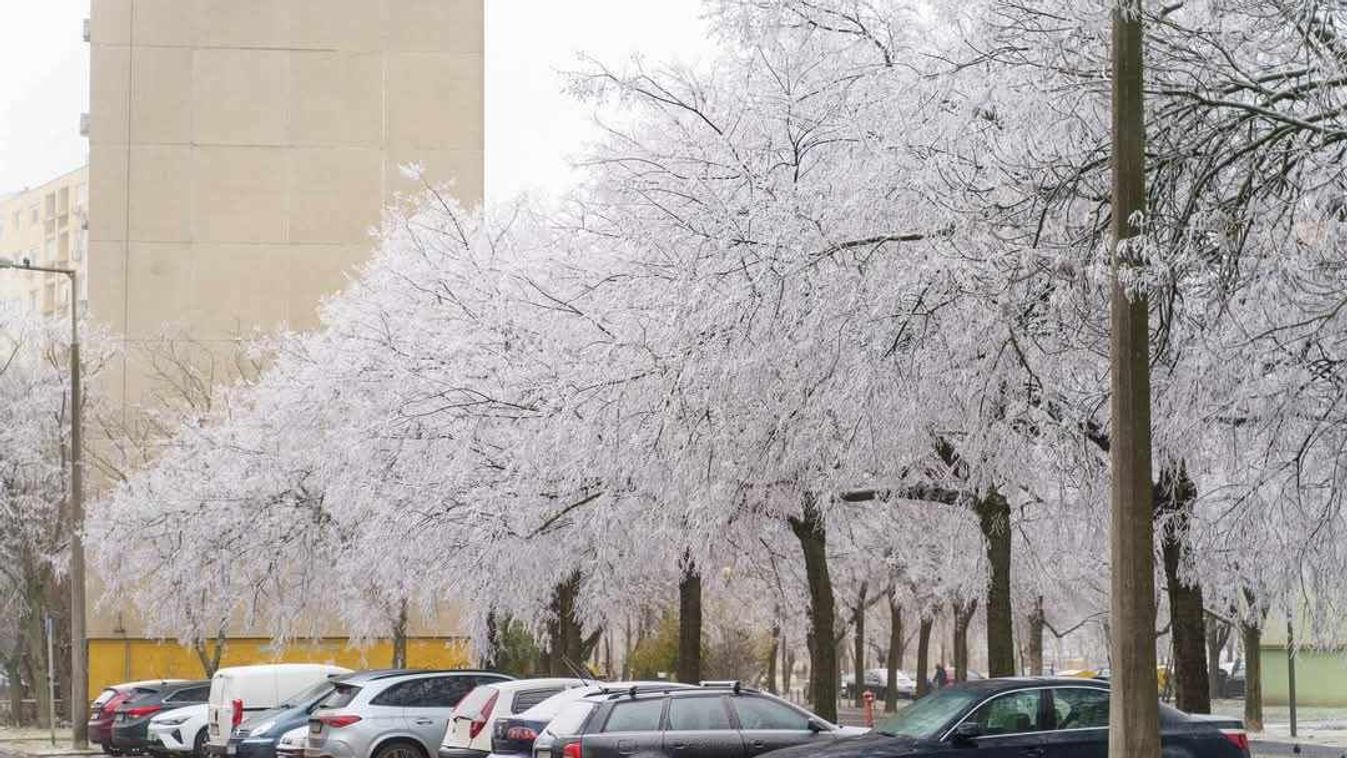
0,727 -> 100,758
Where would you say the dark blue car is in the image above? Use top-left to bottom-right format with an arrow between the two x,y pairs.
226,676 -> 349,758
765,678 -> 1250,758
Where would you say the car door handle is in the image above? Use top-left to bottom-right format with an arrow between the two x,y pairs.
750,740 -> 766,749
413,719 -> 435,726
1019,749 -> 1046,758
670,742 -> 688,750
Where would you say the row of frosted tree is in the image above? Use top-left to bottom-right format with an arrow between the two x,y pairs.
66,0 -> 1346,745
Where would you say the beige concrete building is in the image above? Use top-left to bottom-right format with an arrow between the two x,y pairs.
85,0 -> 484,682
0,166 -> 90,317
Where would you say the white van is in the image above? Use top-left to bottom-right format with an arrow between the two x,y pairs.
206,664 -> 351,754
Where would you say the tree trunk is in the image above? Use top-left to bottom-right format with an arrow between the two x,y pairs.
21,579 -> 52,729
952,599 -> 977,683
1027,596 -> 1045,676
1242,621 -> 1264,731
1157,465 -> 1210,714
192,625 -> 227,677
852,582 -> 868,707
974,490 -> 1016,677
788,495 -> 837,722
547,573 -> 584,675
766,624 -> 780,694
782,636 -> 794,699
915,616 -> 933,698
677,560 -> 702,684
391,600 -> 409,669
1109,4 -> 1162,756
621,616 -> 632,680
1206,615 -> 1231,703
5,654 -> 24,726
885,596 -> 903,712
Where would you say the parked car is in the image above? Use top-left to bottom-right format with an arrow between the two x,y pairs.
90,681 -> 190,755
207,664 -> 352,757
147,704 -> 210,758
274,726 -> 308,758
306,670 -> 512,758
227,673 -> 360,758
437,679 -> 584,758
768,677 -> 1251,758
843,669 -> 918,701
111,681 -> 211,753
534,683 -> 862,758
505,683 -> 697,758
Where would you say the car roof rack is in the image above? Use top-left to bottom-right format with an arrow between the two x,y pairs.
698,680 -> 742,694
615,683 -> 688,698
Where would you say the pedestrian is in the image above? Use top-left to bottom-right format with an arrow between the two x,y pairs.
933,663 -> 948,689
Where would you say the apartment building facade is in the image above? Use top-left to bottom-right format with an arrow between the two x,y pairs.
85,0 -> 484,688
0,167 -> 90,318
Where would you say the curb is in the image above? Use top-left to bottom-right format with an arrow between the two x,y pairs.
1254,739 -> 1347,757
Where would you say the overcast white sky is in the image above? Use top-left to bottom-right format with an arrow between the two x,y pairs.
0,0 -> 711,199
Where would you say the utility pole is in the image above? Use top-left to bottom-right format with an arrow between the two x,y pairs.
1107,2 -> 1162,758
1287,614 -> 1298,738
47,615 -> 57,745
0,259 -> 87,747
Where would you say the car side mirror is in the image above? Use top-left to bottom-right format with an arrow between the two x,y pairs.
949,722 -> 984,744
807,719 -> 828,733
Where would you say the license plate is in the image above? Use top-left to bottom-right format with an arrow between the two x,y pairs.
309,723 -> 321,736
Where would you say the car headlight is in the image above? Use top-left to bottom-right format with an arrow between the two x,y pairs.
247,721 -> 276,738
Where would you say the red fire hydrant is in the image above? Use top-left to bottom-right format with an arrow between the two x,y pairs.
862,690 -> 875,728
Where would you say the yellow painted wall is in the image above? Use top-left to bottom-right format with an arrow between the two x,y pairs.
90,637 -> 471,694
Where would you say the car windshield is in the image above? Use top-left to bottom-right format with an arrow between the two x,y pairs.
278,680 -> 336,710
875,689 -> 982,739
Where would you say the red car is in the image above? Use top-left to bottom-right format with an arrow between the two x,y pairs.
90,681 -> 188,754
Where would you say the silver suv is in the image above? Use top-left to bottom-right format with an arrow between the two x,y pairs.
306,671 -> 511,758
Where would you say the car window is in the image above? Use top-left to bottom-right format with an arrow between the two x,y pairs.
732,697 -> 810,731
168,686 -> 210,703
318,684 -> 362,709
965,690 -> 1044,736
373,678 -> 443,707
666,697 -> 732,731
450,685 -> 497,716
601,700 -> 665,733
426,677 -> 477,708
512,688 -> 565,714
1052,688 -> 1109,730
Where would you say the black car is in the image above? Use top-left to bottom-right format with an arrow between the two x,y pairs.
112,680 -> 211,754
535,683 -> 859,758
225,673 -> 354,758
766,678 -> 1251,758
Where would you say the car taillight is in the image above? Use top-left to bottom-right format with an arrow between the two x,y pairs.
317,715 -> 363,728
504,726 -> 537,741
1221,729 -> 1250,752
123,705 -> 162,718
469,692 -> 498,739
562,743 -> 582,758
232,699 -> 244,727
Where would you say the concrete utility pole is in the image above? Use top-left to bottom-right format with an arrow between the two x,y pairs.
0,259 -> 88,747
1107,3 -> 1162,758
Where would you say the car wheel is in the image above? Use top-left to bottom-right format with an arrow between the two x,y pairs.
373,740 -> 425,758
193,729 -> 209,758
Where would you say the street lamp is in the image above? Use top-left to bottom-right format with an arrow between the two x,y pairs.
0,256 -> 88,747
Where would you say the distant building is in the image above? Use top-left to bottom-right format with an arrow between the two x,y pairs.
0,166 -> 89,317
84,0 -> 484,689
